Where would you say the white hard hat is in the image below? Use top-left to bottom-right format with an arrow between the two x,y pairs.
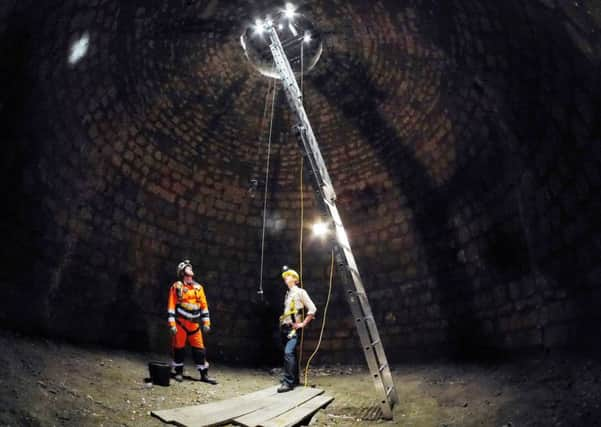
177,260 -> 193,278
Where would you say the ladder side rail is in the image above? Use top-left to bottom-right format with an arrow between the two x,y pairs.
266,24 -> 398,417
295,107 -> 398,414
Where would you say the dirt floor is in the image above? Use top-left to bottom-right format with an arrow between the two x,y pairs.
1,330 -> 600,427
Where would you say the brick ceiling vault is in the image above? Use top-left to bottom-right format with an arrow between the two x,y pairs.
0,0 -> 599,362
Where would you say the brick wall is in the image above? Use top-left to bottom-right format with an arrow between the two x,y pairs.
0,0 -> 599,364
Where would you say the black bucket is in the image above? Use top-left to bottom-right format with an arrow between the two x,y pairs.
148,361 -> 171,386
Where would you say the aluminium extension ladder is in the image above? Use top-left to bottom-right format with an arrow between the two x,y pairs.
264,23 -> 399,419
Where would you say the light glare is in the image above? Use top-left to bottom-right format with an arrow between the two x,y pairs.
288,22 -> 298,36
253,18 -> 265,35
284,3 -> 297,20
68,33 -> 89,65
312,221 -> 329,237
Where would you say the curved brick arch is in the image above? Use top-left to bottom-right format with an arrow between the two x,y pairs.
0,0 -> 599,363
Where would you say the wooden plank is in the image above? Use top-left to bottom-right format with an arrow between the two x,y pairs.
234,387 -> 324,427
259,395 -> 335,427
152,386 -> 278,420
172,398 -> 271,427
151,386 -> 279,426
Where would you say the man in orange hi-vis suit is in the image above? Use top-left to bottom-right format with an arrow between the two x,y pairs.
167,260 -> 217,384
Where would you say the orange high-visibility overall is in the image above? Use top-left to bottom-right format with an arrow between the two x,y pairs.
167,281 -> 211,371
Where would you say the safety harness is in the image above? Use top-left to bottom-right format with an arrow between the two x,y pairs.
280,296 -> 300,323
280,293 -> 305,339
175,319 -> 200,335
174,281 -> 210,326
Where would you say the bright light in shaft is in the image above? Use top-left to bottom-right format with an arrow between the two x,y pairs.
284,3 -> 297,20
68,33 -> 89,65
253,18 -> 264,35
312,221 -> 329,237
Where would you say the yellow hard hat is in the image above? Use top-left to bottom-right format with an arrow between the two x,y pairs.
281,267 -> 299,281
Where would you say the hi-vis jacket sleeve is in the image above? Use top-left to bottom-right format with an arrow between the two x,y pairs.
198,285 -> 211,327
167,283 -> 177,327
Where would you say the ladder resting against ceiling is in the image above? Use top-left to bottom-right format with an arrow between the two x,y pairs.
265,24 -> 399,420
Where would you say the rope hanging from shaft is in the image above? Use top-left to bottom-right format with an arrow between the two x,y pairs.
258,79 -> 278,298
304,248 -> 335,387
298,40 -> 306,370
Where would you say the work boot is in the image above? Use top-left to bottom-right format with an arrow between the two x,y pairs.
277,383 -> 294,393
174,366 -> 184,382
199,368 -> 218,385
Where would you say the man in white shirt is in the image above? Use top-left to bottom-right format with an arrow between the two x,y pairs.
278,267 -> 317,393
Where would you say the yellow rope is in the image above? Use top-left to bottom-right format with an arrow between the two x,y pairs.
299,155 -> 304,286
303,248 -> 334,387
298,155 -> 305,373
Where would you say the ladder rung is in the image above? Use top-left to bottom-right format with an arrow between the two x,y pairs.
344,265 -> 358,275
270,32 -> 397,421
349,290 -> 365,297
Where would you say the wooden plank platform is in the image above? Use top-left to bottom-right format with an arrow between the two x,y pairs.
259,395 -> 335,427
152,386 -> 279,426
233,387 -> 323,427
151,386 -> 334,427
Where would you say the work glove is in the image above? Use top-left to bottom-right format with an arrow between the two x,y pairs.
202,324 -> 211,333
170,325 -> 177,335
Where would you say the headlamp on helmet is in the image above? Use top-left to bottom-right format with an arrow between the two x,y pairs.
281,265 -> 300,281
177,260 -> 193,278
